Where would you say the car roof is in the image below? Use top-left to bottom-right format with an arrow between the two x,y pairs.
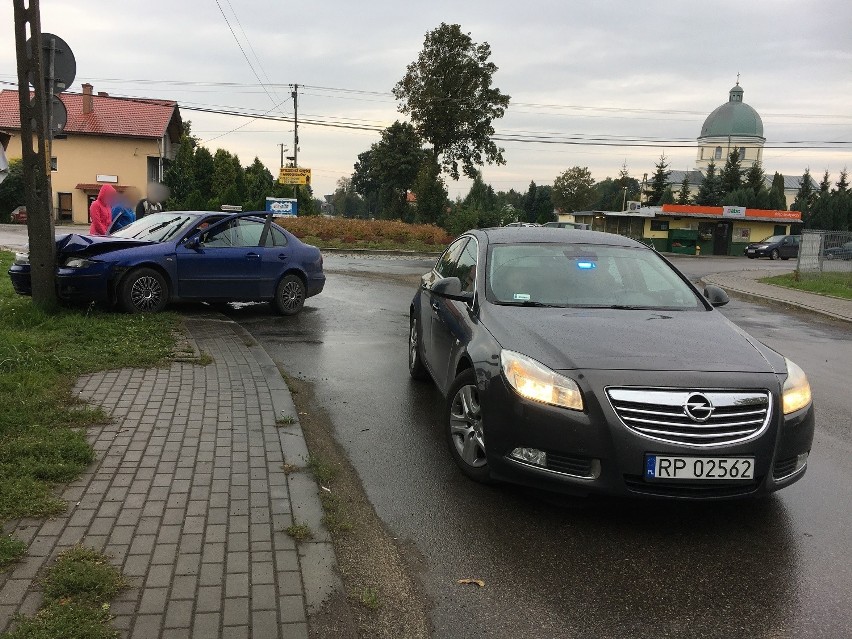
476,227 -> 646,248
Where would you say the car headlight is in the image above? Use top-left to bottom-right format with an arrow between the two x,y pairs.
64,257 -> 98,269
500,350 -> 583,411
13,252 -> 29,266
782,357 -> 812,415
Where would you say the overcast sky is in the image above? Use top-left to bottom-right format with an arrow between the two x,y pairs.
2,0 -> 851,199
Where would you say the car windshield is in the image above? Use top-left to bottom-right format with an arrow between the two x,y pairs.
111,212 -> 199,243
487,243 -> 702,310
760,235 -> 785,243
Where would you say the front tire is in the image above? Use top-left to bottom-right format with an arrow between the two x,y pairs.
445,368 -> 490,482
408,314 -> 429,381
121,267 -> 168,313
274,274 -> 305,315
770,249 -> 780,260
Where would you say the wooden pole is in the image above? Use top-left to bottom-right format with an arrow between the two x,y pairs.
13,0 -> 58,311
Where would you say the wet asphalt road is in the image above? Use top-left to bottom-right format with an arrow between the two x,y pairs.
227,254 -> 851,638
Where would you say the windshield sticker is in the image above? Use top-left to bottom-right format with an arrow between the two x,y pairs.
513,293 -> 531,301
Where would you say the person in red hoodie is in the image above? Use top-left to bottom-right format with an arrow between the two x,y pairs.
89,184 -> 117,236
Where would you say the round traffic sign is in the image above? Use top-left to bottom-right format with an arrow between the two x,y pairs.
26,33 -> 76,93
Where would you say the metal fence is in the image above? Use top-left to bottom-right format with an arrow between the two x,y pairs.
797,230 -> 852,282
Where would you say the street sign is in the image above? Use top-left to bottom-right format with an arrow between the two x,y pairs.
32,95 -> 67,134
265,197 -> 298,216
278,167 -> 311,186
26,33 -> 76,93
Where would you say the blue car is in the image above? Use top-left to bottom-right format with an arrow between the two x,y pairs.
8,211 -> 325,314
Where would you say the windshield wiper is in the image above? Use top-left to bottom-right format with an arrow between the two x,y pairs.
497,300 -> 563,308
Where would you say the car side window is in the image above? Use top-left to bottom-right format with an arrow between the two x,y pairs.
454,239 -> 478,293
235,220 -> 266,247
435,238 -> 468,277
268,225 -> 288,247
203,219 -> 267,248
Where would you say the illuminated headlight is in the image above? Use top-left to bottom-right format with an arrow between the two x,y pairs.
500,350 -> 583,411
64,257 -> 97,269
13,252 -> 29,266
782,357 -> 812,414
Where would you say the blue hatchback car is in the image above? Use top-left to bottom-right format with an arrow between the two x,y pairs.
8,211 -> 325,314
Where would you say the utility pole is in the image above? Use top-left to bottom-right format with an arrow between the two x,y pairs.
13,0 -> 57,310
292,84 -> 299,200
278,143 -> 285,169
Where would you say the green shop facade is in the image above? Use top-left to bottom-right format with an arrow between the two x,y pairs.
569,204 -> 802,256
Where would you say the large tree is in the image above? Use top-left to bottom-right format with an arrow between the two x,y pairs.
393,23 -> 510,180
243,157 -> 274,211
720,147 -> 743,195
695,160 -> 722,206
412,157 -> 448,224
552,166 -> 596,213
644,154 -> 671,206
791,168 -> 816,227
0,158 -> 24,222
768,172 -> 787,210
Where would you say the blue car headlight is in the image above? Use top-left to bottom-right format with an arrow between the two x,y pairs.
64,257 -> 99,269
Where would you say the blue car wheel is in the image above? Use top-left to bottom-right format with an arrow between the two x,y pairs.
274,274 -> 305,316
121,267 -> 169,313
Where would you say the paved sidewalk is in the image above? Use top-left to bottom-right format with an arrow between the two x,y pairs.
703,268 -> 852,323
0,316 -> 337,638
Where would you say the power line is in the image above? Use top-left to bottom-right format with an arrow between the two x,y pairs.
211,0 -> 278,109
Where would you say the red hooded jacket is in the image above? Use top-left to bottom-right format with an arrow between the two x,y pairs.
89,184 -> 117,235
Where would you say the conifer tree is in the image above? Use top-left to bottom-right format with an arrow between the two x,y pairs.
695,161 -> 722,206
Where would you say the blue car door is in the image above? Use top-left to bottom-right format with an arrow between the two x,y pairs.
175,218 -> 264,300
257,223 -> 293,297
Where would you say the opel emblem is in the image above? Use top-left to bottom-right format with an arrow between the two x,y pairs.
684,393 -> 714,422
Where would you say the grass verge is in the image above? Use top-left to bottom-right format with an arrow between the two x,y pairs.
0,545 -> 127,639
760,272 -> 852,300
275,217 -> 450,253
0,250 -> 177,534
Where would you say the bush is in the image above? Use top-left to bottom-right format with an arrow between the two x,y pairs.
276,217 -> 452,250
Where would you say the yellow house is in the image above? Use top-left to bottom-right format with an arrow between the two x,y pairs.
0,84 -> 182,224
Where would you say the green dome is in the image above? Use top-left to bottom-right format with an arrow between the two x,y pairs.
699,84 -> 764,139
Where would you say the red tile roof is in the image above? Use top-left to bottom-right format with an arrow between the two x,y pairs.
0,90 -> 180,140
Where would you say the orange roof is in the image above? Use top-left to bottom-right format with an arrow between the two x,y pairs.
661,204 -> 801,221
0,89 -> 181,141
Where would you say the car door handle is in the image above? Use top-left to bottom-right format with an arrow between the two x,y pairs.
278,254 -> 289,261
246,252 -> 261,260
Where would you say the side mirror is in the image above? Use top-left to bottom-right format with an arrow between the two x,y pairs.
184,235 -> 202,250
431,276 -> 474,304
703,284 -> 729,307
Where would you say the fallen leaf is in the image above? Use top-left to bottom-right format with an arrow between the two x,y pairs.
457,578 -> 485,587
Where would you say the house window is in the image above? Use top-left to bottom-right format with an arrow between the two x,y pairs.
700,148 -> 704,159
650,220 -> 669,231
50,157 -> 57,171
147,157 -> 160,183
714,146 -> 722,160
740,147 -> 746,159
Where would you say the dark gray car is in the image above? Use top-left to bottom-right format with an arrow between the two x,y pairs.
409,228 -> 815,499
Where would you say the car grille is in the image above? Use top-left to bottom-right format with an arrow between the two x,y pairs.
773,456 -> 798,479
623,475 -> 761,498
607,388 -> 771,447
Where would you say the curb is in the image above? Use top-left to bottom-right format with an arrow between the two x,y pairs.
319,247 -> 441,258
701,275 -> 852,324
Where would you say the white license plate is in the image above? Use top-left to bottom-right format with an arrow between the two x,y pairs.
645,455 -> 754,480
747,249 -> 755,254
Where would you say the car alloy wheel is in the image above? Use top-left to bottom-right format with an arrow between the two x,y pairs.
274,274 -> 305,315
770,249 -> 780,260
121,267 -> 168,313
446,369 -> 490,482
408,315 -> 429,380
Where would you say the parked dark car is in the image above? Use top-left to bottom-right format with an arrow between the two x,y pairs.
824,241 -> 852,260
543,221 -> 589,230
744,234 -> 800,260
409,228 -> 814,499
8,211 -> 325,314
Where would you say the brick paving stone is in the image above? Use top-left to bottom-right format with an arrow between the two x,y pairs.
0,319 -> 315,638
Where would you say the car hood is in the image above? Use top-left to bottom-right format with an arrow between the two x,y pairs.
482,305 -> 775,373
55,233 -> 155,257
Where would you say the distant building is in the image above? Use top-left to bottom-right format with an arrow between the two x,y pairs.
0,84 -> 182,224
652,83 -> 814,208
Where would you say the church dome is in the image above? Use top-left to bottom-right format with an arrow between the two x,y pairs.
699,83 -> 764,139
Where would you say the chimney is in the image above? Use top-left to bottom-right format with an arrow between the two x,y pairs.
82,83 -> 93,114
